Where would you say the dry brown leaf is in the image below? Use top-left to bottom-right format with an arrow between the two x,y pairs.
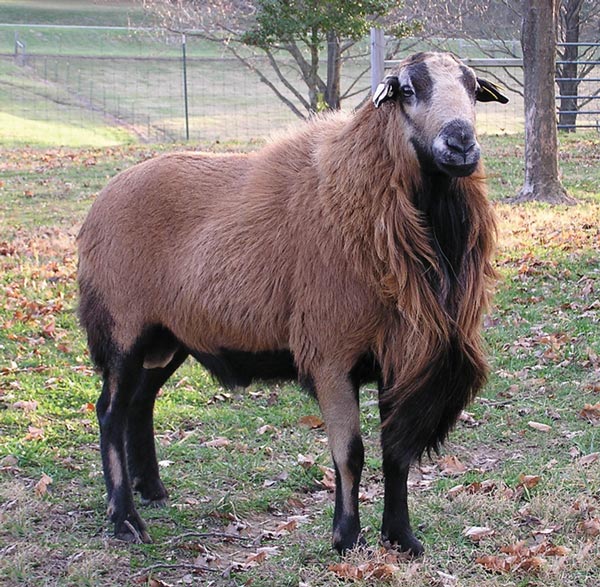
34,473 -> 52,497
24,425 -> 44,441
579,518 -> 600,537
299,414 -> 324,429
200,437 -> 230,448
543,545 -> 570,557
500,541 -> 529,556
368,563 -> 400,580
579,403 -> 600,425
318,466 -> 336,491
0,455 -> 18,468
476,555 -> 511,573
447,484 -> 465,499
12,400 -> 38,412
517,474 -> 541,489
274,519 -> 298,535
515,555 -> 545,573
578,452 -> 600,466
463,526 -> 495,541
328,562 -> 364,581
297,453 -> 315,469
527,421 -> 552,432
256,424 -> 277,435
439,455 -> 468,476
79,402 -> 95,413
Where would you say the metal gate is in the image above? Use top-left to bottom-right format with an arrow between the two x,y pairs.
556,42 -> 600,131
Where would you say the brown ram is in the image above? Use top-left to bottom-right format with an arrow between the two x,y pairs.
78,52 -> 508,554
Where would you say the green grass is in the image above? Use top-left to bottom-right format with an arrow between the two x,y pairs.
0,135 -> 599,586
0,1 -> 145,28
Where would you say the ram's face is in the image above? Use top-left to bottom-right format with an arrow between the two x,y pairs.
373,52 -> 508,178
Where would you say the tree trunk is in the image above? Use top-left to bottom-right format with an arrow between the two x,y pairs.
515,0 -> 576,204
325,30 -> 341,110
557,0 -> 582,132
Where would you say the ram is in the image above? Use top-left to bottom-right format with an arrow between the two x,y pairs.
78,51 -> 508,554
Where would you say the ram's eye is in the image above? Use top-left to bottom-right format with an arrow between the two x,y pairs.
401,85 -> 414,98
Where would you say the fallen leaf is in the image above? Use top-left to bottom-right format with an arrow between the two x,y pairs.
24,426 -> 44,441
447,484 -> 465,499
318,466 -> 336,491
578,452 -> 600,466
439,455 -> 467,476
463,526 -> 495,541
256,424 -> 277,435
328,562 -> 364,581
475,555 -> 511,573
299,414 -> 324,429
579,403 -> 600,425
297,453 -> 315,469
201,437 -> 230,448
263,470 -> 288,487
579,518 -> 600,537
0,455 -> 18,468
274,519 -> 298,534
34,473 -> 52,496
528,421 -> 552,432
12,399 -> 38,412
517,474 -> 541,489
515,555 -> 545,573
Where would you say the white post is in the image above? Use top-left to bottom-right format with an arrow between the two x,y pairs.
370,28 -> 385,93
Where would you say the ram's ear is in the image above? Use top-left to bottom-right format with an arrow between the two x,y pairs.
373,75 -> 400,108
476,78 -> 509,104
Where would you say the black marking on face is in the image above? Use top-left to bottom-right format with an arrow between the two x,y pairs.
405,62 -> 433,103
459,65 -> 477,99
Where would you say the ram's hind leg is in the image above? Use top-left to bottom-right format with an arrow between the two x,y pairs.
127,347 -> 188,505
97,353 -> 150,543
378,383 -> 424,556
313,367 -> 365,553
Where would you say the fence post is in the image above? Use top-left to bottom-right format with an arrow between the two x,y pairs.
370,28 -> 385,93
181,33 -> 190,141
14,31 -> 26,66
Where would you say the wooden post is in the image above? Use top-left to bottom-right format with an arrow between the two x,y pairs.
370,28 -> 385,93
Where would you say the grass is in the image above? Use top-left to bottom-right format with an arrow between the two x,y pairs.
0,133 -> 599,586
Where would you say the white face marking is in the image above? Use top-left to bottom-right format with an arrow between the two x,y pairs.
399,54 -> 478,146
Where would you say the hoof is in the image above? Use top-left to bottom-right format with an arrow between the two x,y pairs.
333,531 -> 367,555
114,517 -> 152,544
141,496 -> 168,508
381,532 -> 424,557
134,478 -> 168,505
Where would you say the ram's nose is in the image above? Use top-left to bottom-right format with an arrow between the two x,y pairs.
445,134 -> 478,161
432,119 -> 480,177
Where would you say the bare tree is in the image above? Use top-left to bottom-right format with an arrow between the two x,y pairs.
403,0 -> 600,126
557,0 -> 600,130
516,0 -> 575,204
140,0 -> 416,118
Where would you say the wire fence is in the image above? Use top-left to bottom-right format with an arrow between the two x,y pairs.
2,24 -> 595,147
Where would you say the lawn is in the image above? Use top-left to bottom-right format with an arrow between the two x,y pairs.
0,132 -> 599,587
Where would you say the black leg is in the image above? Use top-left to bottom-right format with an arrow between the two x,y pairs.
126,348 -> 188,504
378,383 -> 424,556
97,357 -> 151,543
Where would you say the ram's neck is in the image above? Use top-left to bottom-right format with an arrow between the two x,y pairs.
317,104 -> 496,337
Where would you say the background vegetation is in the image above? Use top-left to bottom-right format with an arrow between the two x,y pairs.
1,2 -> 599,586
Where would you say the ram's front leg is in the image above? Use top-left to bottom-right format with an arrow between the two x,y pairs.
313,366 -> 365,553
378,386 -> 423,556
